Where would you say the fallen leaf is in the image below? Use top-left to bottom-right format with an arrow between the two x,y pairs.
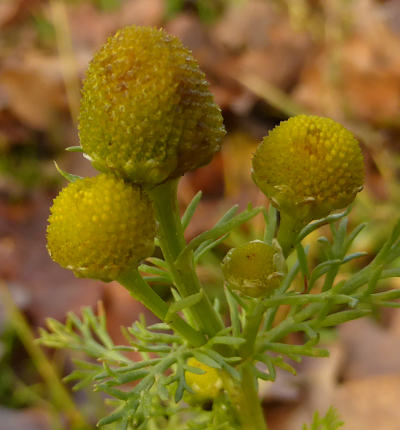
0,52 -> 66,129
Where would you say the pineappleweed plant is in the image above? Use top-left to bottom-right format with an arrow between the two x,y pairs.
42,26 -> 400,430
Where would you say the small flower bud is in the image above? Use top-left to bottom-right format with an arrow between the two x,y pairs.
222,240 -> 285,298
185,358 -> 223,400
252,115 -> 364,224
79,25 -> 225,186
46,174 -> 155,281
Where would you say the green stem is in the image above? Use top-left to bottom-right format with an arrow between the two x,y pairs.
117,269 -> 205,347
277,212 -> 304,258
239,301 -> 265,358
233,363 -> 268,430
148,180 -> 224,338
149,180 -> 186,259
148,179 -> 267,428
0,284 -> 90,430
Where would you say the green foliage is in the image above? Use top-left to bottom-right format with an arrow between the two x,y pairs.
302,407 -> 344,430
0,139 -> 59,197
165,0 -> 230,22
0,326 -> 27,408
54,161 -> 82,183
32,12 -> 56,48
65,0 -> 122,11
94,0 -> 121,11
41,21 -> 399,428
165,0 -> 186,19
40,194 -> 400,428
39,307 -> 240,429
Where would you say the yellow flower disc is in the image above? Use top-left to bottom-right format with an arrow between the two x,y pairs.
252,115 -> 364,223
79,25 -> 226,186
222,240 -> 285,298
47,174 -> 155,281
186,358 -> 223,400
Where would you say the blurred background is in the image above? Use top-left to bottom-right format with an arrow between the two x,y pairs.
1,0 -> 400,429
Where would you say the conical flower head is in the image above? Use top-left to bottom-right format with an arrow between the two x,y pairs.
252,115 -> 364,224
79,25 -> 226,186
47,174 -> 155,281
222,240 -> 285,298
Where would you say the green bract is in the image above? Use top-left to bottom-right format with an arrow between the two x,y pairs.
252,115 -> 364,225
222,240 -> 285,298
46,174 -> 155,281
79,25 -> 226,187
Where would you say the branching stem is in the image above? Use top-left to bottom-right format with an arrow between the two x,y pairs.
148,180 -> 224,338
118,269 -> 206,347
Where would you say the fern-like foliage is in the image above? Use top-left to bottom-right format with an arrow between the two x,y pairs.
39,199 -> 400,428
302,407 -> 344,430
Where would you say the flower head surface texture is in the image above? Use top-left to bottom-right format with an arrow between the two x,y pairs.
79,25 -> 226,186
185,358 -> 223,400
252,115 -> 364,223
47,174 -> 155,281
222,240 -> 285,298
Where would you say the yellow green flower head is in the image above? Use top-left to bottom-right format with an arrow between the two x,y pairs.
79,25 -> 226,186
252,115 -> 364,223
185,358 -> 223,400
46,174 -> 155,281
222,240 -> 285,298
